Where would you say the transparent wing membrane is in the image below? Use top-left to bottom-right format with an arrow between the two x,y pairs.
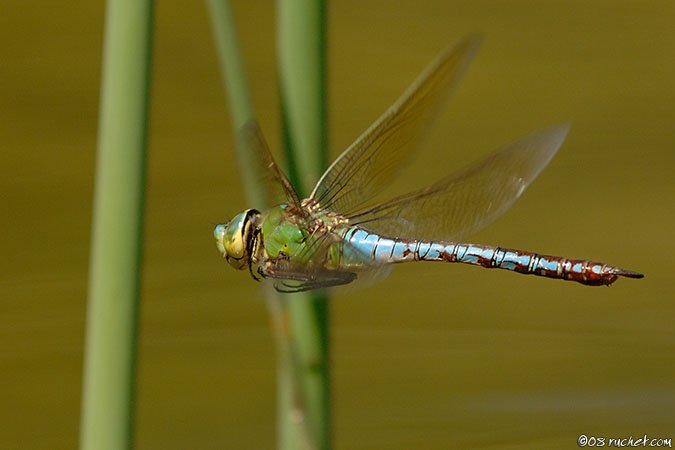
238,120 -> 301,208
310,37 -> 481,216
347,124 -> 570,241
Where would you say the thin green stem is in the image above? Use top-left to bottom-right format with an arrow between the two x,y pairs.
207,1 -> 329,449
80,1 -> 153,449
278,1 -> 330,450
278,0 -> 327,194
206,0 -> 264,206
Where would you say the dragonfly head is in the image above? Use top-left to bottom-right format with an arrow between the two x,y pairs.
214,209 -> 261,270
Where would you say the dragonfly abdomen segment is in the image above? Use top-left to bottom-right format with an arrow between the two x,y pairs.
344,227 -> 643,286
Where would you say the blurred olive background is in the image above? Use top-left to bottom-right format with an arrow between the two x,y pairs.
2,1 -> 674,449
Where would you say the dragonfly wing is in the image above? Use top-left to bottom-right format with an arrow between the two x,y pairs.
347,124 -> 570,241
309,37 -> 481,216
238,120 -> 301,208
271,270 -> 357,293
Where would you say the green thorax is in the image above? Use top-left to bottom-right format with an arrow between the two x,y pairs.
261,204 -> 309,259
260,203 -> 352,268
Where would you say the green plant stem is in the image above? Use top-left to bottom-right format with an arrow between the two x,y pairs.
206,0 -> 264,206
80,1 -> 153,449
207,1 -> 329,449
278,1 -> 330,450
206,5 -> 307,446
278,0 -> 327,193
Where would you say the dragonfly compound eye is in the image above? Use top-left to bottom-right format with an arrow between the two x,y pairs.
215,209 -> 260,270
214,223 -> 228,256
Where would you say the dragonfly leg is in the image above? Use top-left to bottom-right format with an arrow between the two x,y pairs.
253,250 -> 290,282
247,226 -> 263,282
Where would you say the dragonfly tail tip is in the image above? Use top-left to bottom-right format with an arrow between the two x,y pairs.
616,268 -> 644,280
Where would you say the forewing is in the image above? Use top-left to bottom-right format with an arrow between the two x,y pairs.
347,124 -> 570,241
238,120 -> 301,208
310,37 -> 481,216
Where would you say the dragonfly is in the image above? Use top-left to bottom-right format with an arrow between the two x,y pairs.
214,37 -> 643,293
